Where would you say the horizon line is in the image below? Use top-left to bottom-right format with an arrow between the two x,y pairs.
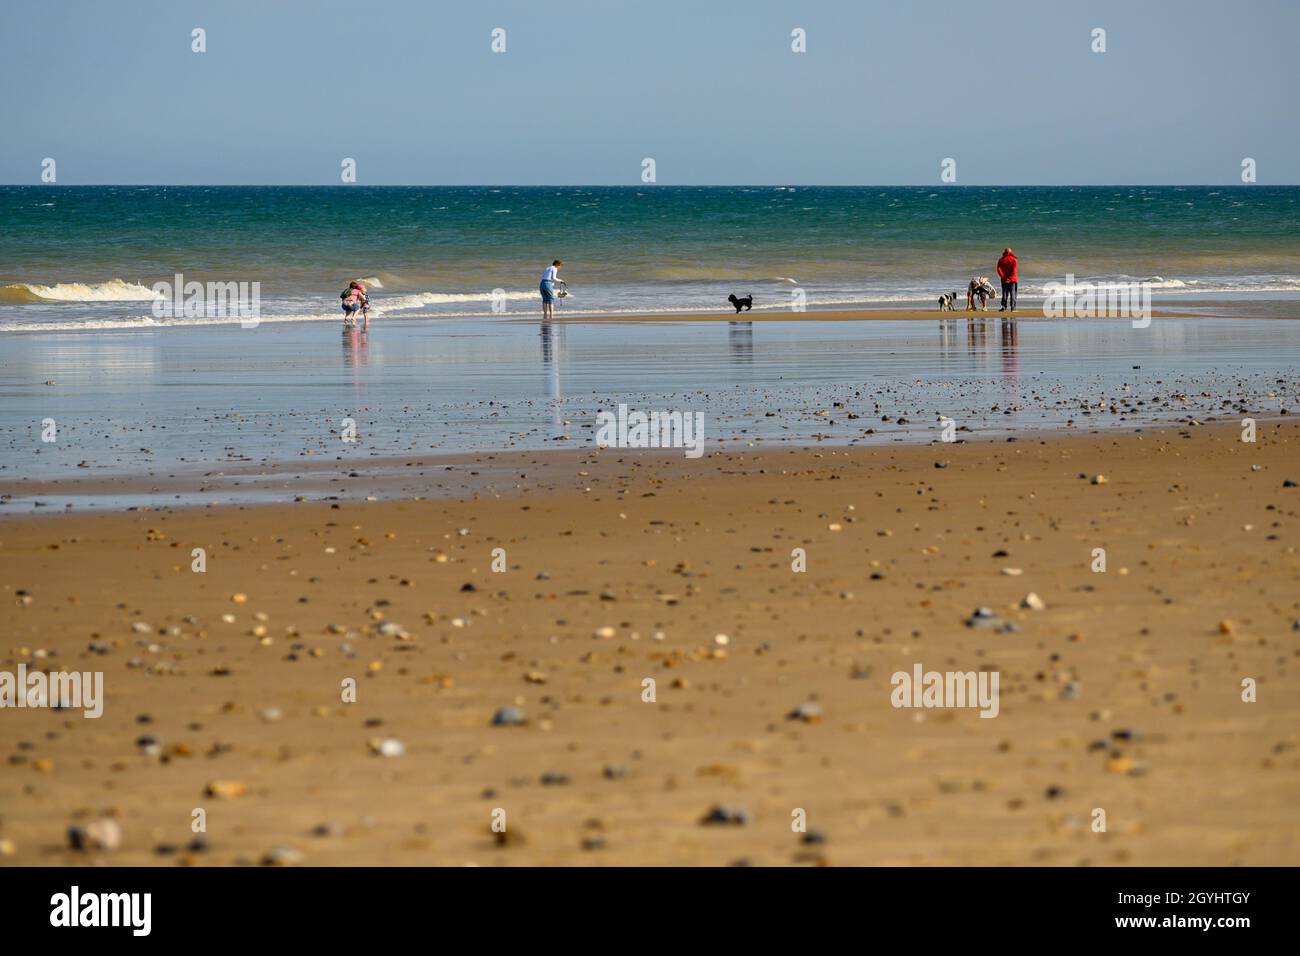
3,182 -> 1295,189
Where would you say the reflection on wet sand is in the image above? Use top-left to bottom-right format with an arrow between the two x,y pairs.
1000,318 -> 1020,387
728,321 -> 753,363
541,320 -> 565,437
342,327 -> 369,370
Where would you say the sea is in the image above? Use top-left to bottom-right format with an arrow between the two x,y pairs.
3,185 -> 1299,331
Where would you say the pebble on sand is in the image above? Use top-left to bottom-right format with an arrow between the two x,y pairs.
1020,593 -> 1046,611
701,805 -> 751,826
261,846 -> 305,866
67,818 -> 122,852
787,702 -> 824,723
204,780 -> 248,799
368,737 -> 406,757
492,707 -> 527,726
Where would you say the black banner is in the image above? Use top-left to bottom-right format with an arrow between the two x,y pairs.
0,866 -> 1280,941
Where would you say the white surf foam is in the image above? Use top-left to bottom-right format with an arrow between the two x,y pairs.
0,279 -> 163,303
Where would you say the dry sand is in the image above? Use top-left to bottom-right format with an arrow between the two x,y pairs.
2,422 -> 1298,866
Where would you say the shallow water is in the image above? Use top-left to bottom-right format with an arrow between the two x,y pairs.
2,315 -> 1296,506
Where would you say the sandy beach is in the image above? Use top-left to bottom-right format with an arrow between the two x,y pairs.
2,420 -> 1297,866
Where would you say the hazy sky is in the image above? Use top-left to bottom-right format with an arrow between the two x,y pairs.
2,0 -> 1296,185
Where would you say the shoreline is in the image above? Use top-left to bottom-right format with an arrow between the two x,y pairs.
4,296 -> 1300,335
2,422 -> 1297,865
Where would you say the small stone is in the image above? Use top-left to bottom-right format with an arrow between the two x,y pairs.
965,607 -> 1001,628
701,805 -> 751,826
261,845 -> 304,866
787,702 -> 824,723
1021,592 -> 1046,611
258,707 -> 283,723
1106,755 -> 1139,775
602,764 -> 628,780
593,626 -> 616,640
1091,474 -> 1108,485
492,707 -> 526,726
204,780 -> 248,799
130,622 -> 152,634
368,737 -> 406,758
540,771 -> 571,786
68,818 -> 121,852
231,593 -> 248,604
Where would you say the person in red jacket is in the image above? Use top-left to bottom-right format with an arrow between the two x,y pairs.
997,248 -> 1018,312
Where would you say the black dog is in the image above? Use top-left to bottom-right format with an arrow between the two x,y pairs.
728,293 -> 753,314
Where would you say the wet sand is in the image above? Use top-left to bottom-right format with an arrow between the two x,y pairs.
2,421 -> 1298,866
545,307 -> 1201,322
536,298 -> 1299,322
4,313 -> 1298,498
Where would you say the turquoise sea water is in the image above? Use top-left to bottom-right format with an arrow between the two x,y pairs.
2,186 -> 1299,331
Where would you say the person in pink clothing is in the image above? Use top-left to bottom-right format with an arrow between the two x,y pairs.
341,281 -> 369,330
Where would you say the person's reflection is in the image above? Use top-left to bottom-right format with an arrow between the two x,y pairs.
999,317 -> 1020,387
728,321 -> 753,363
939,319 -> 957,361
342,326 -> 370,369
541,320 -> 564,437
966,316 -> 988,353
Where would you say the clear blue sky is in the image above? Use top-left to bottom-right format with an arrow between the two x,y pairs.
2,0 -> 1296,185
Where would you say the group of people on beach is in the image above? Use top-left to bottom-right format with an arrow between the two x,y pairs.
965,248 -> 1020,312
340,248 -> 1015,326
340,280 -> 370,330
